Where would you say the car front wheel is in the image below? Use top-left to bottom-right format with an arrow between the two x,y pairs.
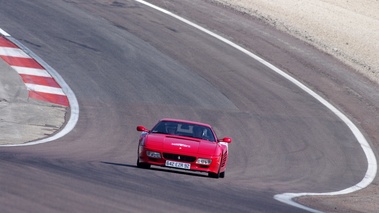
137,158 -> 151,169
208,172 -> 220,178
208,164 -> 221,178
220,171 -> 225,178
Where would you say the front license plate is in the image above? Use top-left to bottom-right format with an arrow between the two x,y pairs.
165,160 -> 191,170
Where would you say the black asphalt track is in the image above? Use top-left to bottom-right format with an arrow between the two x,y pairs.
0,0 -> 370,212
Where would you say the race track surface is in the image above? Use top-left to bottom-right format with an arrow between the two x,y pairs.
0,0 -> 370,212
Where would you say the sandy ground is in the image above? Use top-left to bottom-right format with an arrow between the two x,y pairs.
213,0 -> 379,85
213,0 -> 379,212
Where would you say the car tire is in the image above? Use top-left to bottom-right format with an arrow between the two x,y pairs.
208,172 -> 220,178
220,171 -> 225,178
137,159 -> 151,169
208,164 -> 221,179
209,154 -> 224,178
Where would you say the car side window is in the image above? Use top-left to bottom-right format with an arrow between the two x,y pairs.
193,125 -> 216,142
151,122 -> 166,134
204,128 -> 216,142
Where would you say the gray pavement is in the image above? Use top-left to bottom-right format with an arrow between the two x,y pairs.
0,58 -> 67,145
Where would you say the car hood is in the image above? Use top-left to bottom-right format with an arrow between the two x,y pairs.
146,134 -> 217,155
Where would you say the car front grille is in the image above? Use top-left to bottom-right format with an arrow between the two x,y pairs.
163,153 -> 196,162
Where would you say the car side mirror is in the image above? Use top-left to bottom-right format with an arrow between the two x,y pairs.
137,126 -> 148,132
219,137 -> 232,143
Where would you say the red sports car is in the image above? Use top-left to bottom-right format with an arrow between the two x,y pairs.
136,118 -> 232,178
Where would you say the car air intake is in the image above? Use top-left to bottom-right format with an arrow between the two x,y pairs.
163,153 -> 196,162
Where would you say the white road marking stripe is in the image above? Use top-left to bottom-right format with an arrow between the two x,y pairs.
0,47 -> 31,58
12,66 -> 52,78
0,28 -> 10,37
25,83 -> 65,96
135,1 -> 377,213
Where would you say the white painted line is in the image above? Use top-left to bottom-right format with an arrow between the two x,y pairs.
0,28 -> 10,37
12,66 -> 52,78
134,1 -> 377,212
0,47 -> 31,58
25,83 -> 65,96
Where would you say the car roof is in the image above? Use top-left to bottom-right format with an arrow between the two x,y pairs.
159,118 -> 212,128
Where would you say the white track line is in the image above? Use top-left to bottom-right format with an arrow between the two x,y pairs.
0,47 -> 31,58
12,66 -> 52,77
25,83 -> 65,95
134,1 -> 377,212
0,28 -> 10,36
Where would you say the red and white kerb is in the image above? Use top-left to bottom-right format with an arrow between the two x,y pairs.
0,36 -> 68,106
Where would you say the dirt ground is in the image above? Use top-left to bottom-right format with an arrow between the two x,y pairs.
213,0 -> 379,212
214,0 -> 379,85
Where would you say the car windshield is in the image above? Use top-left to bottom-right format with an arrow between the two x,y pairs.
151,121 -> 216,142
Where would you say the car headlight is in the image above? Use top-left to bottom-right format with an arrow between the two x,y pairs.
196,158 -> 212,165
146,151 -> 161,158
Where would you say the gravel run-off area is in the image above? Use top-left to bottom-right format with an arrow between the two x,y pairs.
212,0 -> 379,212
214,0 -> 379,84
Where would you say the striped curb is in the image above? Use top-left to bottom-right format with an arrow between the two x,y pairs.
0,28 -> 79,146
0,36 -> 68,106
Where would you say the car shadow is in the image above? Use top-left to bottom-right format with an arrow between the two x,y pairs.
101,161 -> 209,178
101,161 -> 136,168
